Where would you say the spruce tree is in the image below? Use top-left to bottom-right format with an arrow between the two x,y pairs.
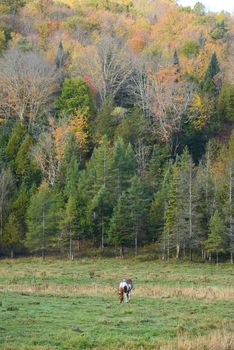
3,213 -> 20,258
128,176 -> 150,254
108,192 -> 132,256
162,164 -> 178,260
205,210 -> 224,263
202,52 -> 220,95
26,182 -> 63,258
60,195 -> 77,259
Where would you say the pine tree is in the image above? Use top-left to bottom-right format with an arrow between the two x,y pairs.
15,135 -> 40,186
112,138 -> 136,200
149,163 -> 171,241
205,210 -> 224,263
26,182 -> 64,258
202,52 -> 220,95
88,185 -> 111,248
60,195 -> 77,259
108,192 -> 132,256
3,213 -> 20,258
95,97 -> 116,141
217,82 -> 234,124
162,164 -> 178,260
55,40 -> 68,70
6,122 -> 26,168
128,176 -> 150,255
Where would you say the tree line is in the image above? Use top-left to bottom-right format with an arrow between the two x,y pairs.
0,0 -> 233,262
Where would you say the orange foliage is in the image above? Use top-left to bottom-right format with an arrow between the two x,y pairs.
53,109 -> 89,160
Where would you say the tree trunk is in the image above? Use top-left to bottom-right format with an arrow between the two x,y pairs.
216,252 -> 219,265
101,216 -> 104,249
11,250 -> 14,259
176,243 -> 180,259
69,229 -> 72,260
119,245 -> 124,257
167,234 -> 170,261
135,228 -> 138,256
77,233 -> 80,252
42,210 -> 45,260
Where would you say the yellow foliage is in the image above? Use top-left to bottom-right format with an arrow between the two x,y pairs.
53,109 -> 89,160
189,94 -> 209,130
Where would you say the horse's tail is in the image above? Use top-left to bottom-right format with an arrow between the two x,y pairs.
119,287 -> 124,303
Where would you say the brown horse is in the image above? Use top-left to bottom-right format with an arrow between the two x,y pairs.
118,278 -> 133,303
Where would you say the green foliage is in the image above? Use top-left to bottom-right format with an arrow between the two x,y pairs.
0,31 -> 6,54
2,213 -> 20,256
15,135 -> 40,185
128,176 -> 150,248
95,97 -> 116,140
202,52 -> 220,95
115,107 -> 149,146
108,191 -> 132,251
182,40 -> 199,58
205,210 -> 224,258
210,20 -> 228,40
56,77 -> 95,117
26,183 -> 64,255
6,122 -> 26,164
112,139 -> 136,199
193,2 -> 205,16
217,82 -> 234,123
0,0 -> 26,15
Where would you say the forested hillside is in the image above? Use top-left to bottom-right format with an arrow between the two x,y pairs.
0,0 -> 233,261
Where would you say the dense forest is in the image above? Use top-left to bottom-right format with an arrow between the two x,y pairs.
0,0 -> 233,262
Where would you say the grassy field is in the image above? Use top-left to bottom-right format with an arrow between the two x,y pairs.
0,257 -> 233,350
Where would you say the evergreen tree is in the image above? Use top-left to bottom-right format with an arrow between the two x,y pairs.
193,2 -> 205,16
217,82 -> 234,125
56,77 -> 95,117
202,52 -> 220,95
2,213 -> 20,258
210,20 -> 228,41
112,138 -> 136,200
6,122 -> 26,168
26,182 -> 64,258
95,97 -> 116,141
55,40 -> 68,70
162,164 -> 178,260
60,195 -> 77,259
88,185 -> 112,248
128,176 -> 150,254
149,164 -> 171,241
108,191 -> 132,256
176,149 -> 198,260
15,135 -> 40,186
205,210 -> 224,263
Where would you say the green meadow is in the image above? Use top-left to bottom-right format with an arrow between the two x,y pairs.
0,258 -> 233,350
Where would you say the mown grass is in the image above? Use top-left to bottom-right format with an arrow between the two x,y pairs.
0,257 -> 233,349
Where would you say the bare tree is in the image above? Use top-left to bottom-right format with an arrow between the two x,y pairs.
0,49 -> 58,127
0,168 -> 14,241
151,68 -> 194,152
130,58 -> 155,119
32,132 -> 58,186
72,35 -> 133,103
